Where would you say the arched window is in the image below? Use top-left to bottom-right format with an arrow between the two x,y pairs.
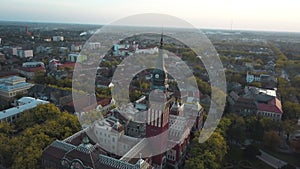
70,159 -> 84,169
61,158 -> 70,168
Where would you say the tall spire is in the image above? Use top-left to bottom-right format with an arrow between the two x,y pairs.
150,33 -> 168,92
160,32 -> 163,48
157,32 -> 165,71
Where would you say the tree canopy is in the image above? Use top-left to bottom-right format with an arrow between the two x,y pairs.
0,104 -> 81,169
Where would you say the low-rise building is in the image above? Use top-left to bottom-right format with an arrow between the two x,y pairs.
35,46 -> 52,54
52,36 -> 64,42
0,76 -> 34,100
87,42 -> 101,50
0,97 -> 49,123
257,97 -> 283,121
228,86 -> 284,121
17,49 -> 33,58
68,54 -> 87,63
22,61 -> 44,68
246,72 -> 261,83
58,47 -> 68,54
17,61 -> 46,79
47,70 -> 68,80
12,47 -> 22,56
246,72 -> 277,88
135,46 -> 158,55
44,38 -> 52,42
0,52 -> 5,63
70,44 -> 82,52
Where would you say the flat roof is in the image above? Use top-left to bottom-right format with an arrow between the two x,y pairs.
0,82 -> 33,92
0,76 -> 25,82
0,97 -> 49,120
0,76 -> 33,92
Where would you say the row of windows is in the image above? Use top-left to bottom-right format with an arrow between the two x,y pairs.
95,131 -> 117,143
258,111 -> 280,118
9,91 -> 25,97
167,154 -> 175,161
0,113 -> 21,123
98,137 -> 116,143
167,150 -> 176,161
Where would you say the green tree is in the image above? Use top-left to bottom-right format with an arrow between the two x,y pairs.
290,138 -> 300,153
281,120 -> 297,142
195,77 -> 211,95
33,71 -> 46,84
0,104 -> 81,169
186,131 -> 227,169
129,90 -> 143,102
216,116 -> 231,137
226,114 -> 246,144
282,101 -> 300,120
0,122 -> 14,134
140,82 -> 150,90
243,144 -> 261,159
263,130 -> 283,150
0,132 -> 17,166
16,104 -> 61,129
244,115 -> 264,141
185,156 -> 205,169
260,117 -> 279,132
96,87 -> 111,99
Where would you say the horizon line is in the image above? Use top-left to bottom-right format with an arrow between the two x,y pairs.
0,19 -> 300,34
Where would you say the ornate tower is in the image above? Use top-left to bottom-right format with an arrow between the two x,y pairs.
146,33 -> 169,168
150,33 -> 168,92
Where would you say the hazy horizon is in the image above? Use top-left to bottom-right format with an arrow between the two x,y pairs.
1,20 -> 300,35
0,0 -> 300,33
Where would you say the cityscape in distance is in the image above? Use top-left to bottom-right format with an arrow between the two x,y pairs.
0,1 -> 300,169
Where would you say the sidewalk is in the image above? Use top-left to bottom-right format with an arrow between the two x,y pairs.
256,149 -> 287,169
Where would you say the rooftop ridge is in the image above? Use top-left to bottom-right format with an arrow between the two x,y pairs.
63,128 -> 87,142
99,154 -> 137,169
52,140 -> 76,152
0,97 -> 49,120
120,138 -> 147,162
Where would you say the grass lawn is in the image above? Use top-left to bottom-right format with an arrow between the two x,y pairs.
261,146 -> 300,167
225,145 -> 273,169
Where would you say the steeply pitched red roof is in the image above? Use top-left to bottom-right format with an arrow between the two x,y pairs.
58,62 -> 77,68
258,97 -> 283,114
19,66 -> 45,72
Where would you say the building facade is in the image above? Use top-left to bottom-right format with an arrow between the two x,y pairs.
228,86 -> 283,121
0,97 -> 49,123
0,76 -> 34,100
53,36 -> 64,42
17,62 -> 46,79
17,49 -> 33,58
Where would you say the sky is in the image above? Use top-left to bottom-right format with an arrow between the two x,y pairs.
0,0 -> 300,32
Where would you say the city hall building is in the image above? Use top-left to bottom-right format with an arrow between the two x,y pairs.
42,35 -> 203,169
